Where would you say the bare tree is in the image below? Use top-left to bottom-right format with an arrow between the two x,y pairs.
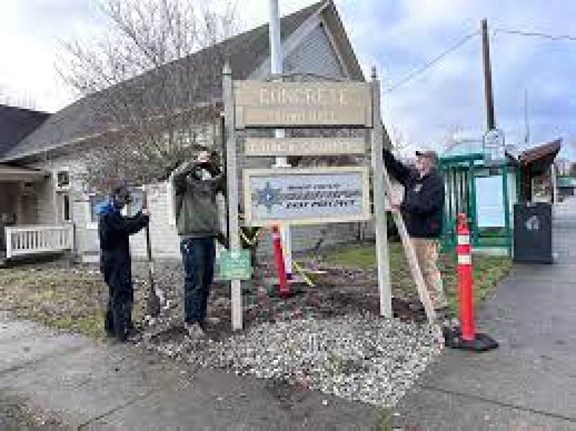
59,0 -> 237,191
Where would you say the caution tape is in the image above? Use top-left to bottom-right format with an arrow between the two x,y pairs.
292,261 -> 315,287
240,228 -> 260,247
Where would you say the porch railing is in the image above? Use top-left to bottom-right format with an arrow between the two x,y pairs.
4,224 -> 74,259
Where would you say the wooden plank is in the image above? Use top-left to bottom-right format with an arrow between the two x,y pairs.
245,137 -> 365,157
234,81 -> 372,128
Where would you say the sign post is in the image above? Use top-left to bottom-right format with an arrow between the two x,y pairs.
223,63 -> 244,331
370,69 -> 392,318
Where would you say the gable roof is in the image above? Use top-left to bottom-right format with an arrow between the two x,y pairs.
518,139 -> 562,166
2,1 -> 329,162
517,138 -> 562,177
0,105 -> 49,157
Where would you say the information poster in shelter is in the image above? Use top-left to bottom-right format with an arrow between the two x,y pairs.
475,176 -> 505,227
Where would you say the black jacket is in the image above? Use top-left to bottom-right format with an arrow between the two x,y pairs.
383,149 -> 445,239
98,201 -> 149,256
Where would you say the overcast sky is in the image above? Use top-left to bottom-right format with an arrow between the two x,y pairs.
1,0 -> 574,157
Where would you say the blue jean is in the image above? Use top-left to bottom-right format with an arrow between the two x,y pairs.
100,251 -> 134,341
180,237 -> 216,324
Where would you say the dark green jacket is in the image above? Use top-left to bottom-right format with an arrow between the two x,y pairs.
171,161 -> 225,238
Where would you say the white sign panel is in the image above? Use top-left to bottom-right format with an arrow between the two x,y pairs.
475,176 -> 505,227
243,167 -> 371,226
483,128 -> 506,166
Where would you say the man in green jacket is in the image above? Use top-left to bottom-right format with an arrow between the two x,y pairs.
171,150 -> 226,338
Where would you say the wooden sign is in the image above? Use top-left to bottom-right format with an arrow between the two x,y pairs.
234,81 -> 372,129
243,167 -> 370,226
244,137 -> 366,156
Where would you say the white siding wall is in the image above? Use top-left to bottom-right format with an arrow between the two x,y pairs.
27,153 -> 99,255
129,182 -> 180,259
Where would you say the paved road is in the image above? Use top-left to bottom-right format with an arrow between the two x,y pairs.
395,198 -> 576,430
0,315 -> 382,430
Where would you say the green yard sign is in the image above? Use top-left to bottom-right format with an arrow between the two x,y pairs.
218,250 -> 252,280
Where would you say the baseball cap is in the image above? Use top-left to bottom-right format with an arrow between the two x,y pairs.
415,149 -> 439,164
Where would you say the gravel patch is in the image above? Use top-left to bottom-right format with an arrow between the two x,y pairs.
141,313 -> 442,408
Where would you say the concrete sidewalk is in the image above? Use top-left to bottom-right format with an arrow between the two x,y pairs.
395,199 -> 576,430
0,314 -> 383,430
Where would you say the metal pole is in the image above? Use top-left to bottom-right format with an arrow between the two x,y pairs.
268,0 -> 293,277
481,19 -> 496,130
502,164 -> 511,257
551,163 -> 558,204
370,67 -> 392,318
223,62 -> 243,330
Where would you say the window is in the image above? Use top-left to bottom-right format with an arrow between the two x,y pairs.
54,169 -> 71,192
63,194 -> 71,221
57,171 -> 70,188
56,193 -> 71,222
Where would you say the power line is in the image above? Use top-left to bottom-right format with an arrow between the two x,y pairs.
384,30 -> 479,93
494,28 -> 576,42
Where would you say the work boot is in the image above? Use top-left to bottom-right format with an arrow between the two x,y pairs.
185,322 -> 206,339
434,306 -> 452,325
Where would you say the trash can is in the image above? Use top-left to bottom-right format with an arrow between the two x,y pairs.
513,202 -> 553,263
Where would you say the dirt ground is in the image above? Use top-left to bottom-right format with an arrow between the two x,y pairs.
0,242 -> 511,342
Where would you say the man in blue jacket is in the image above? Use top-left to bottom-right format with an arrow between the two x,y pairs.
383,148 -> 448,318
98,185 -> 149,342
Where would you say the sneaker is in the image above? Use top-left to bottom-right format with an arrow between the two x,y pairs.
126,327 -> 142,343
185,322 -> 206,339
205,316 -> 221,325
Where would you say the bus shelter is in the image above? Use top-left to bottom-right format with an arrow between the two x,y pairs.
439,138 -> 519,255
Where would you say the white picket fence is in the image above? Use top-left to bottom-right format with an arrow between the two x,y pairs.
4,224 -> 74,259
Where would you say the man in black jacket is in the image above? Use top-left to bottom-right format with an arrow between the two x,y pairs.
383,148 -> 448,316
98,185 -> 149,342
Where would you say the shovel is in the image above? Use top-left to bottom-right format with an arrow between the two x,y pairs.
142,187 -> 161,318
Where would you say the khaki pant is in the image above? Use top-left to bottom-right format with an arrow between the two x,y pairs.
410,238 -> 448,310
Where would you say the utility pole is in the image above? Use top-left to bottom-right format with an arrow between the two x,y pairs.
481,19 -> 496,130
524,88 -> 530,146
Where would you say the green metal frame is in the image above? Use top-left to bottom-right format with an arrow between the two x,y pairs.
440,153 -> 516,256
